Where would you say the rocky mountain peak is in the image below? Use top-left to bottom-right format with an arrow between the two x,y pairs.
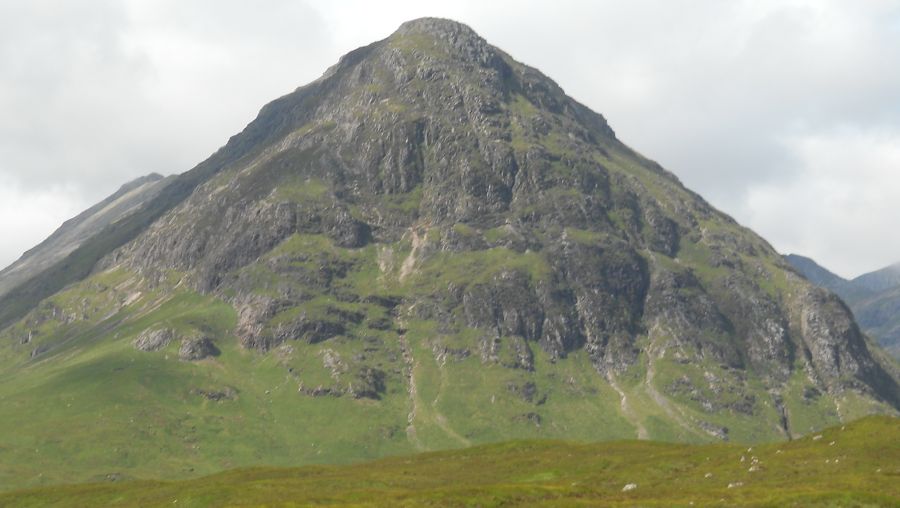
388,18 -> 499,67
394,17 -> 484,42
0,18 -> 896,464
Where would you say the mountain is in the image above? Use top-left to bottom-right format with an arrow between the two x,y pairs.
786,255 -> 900,358
0,18 -> 898,490
0,173 -> 170,299
853,287 -> 900,358
782,254 -> 851,293
853,262 -> 900,293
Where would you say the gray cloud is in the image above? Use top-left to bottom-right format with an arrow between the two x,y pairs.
1,0 -> 898,278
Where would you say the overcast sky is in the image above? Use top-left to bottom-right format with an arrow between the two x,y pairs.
1,0 -> 898,278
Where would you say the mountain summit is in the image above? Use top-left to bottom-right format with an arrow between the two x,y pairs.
0,18 -> 897,488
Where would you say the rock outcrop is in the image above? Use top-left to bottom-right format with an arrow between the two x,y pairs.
133,328 -> 174,352
178,337 -> 218,361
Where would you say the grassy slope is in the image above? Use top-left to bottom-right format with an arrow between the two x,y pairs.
0,274 -> 414,489
0,416 -> 897,507
0,255 -> 609,489
0,273 -> 636,490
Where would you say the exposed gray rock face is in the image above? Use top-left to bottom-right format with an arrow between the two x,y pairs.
234,294 -> 353,351
0,174 -> 171,298
786,254 -> 900,359
133,328 -> 174,352
178,337 -> 218,361
463,270 -> 544,344
796,286 -> 881,390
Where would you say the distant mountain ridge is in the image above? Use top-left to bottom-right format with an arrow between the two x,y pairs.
0,173 -> 171,299
785,254 -> 900,358
853,263 -> 900,293
783,254 -> 850,292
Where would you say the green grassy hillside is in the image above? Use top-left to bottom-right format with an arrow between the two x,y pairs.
1,416 -> 896,507
1,262 -> 892,492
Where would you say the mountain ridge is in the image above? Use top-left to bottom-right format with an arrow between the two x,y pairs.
783,254 -> 849,292
0,173 -> 170,299
852,262 -> 900,293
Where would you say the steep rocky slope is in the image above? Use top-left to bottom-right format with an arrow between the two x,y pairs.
0,18 -> 897,489
787,254 -> 900,358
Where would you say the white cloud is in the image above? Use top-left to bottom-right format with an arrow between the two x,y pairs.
0,177 -> 86,266
744,127 -> 900,277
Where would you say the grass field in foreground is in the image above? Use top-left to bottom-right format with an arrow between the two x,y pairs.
0,416 -> 897,507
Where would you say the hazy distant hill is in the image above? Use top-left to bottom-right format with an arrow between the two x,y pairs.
853,263 -> 900,293
783,254 -> 851,292
0,173 -> 171,298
